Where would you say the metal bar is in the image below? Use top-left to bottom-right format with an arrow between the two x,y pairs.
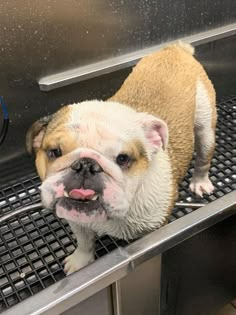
0,201 -> 204,223
0,202 -> 43,223
127,191 -> 236,267
4,247 -> 131,315
175,202 -> 205,209
112,281 -> 123,315
38,23 -> 236,91
3,191 -> 236,315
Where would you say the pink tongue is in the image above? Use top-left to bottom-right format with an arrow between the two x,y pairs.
69,189 -> 96,200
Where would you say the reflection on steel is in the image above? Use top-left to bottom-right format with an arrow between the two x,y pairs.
112,281 -> 122,315
0,202 -> 43,223
175,202 -> 205,209
0,201 -> 205,223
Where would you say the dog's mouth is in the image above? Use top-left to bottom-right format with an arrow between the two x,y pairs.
65,188 -> 99,201
54,188 -> 107,223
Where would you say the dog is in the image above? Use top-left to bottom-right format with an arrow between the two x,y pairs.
26,42 -> 216,274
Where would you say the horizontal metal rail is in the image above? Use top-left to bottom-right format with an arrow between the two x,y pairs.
0,201 -> 205,223
38,23 -> 236,91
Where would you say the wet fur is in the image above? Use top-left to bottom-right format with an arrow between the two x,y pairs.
26,42 -> 216,274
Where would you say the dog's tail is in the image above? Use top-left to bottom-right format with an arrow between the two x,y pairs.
174,40 -> 195,55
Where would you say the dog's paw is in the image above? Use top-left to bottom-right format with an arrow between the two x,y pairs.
190,177 -> 214,197
64,249 -> 94,275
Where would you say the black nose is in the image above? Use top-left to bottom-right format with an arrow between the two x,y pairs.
71,157 -> 103,175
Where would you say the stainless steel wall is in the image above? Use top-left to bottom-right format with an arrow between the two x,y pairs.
0,0 -> 235,163
61,288 -> 113,315
161,215 -> 236,315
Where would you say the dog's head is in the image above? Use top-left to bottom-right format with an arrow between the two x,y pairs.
26,101 -> 168,224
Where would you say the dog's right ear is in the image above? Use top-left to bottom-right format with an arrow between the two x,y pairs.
26,115 -> 53,155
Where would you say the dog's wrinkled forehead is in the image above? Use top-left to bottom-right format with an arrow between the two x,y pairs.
45,101 -> 143,150
68,100 -> 138,133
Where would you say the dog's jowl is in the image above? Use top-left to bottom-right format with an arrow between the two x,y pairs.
26,42 -> 217,274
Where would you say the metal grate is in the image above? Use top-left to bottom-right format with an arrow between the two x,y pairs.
0,97 -> 235,312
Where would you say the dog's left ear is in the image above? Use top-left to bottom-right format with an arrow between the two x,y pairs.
26,115 -> 53,155
137,113 -> 169,152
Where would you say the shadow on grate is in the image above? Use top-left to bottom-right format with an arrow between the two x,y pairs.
0,97 -> 235,311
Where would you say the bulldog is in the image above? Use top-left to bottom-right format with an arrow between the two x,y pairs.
26,42 -> 216,274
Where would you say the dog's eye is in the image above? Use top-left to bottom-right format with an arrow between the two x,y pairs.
116,154 -> 130,167
47,148 -> 62,160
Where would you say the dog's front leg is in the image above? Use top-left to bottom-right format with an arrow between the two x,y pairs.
64,223 -> 95,275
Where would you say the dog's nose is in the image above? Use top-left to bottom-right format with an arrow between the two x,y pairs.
71,157 -> 103,175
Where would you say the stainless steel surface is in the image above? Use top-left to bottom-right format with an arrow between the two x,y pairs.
2,0 -> 235,80
174,202 -> 205,209
0,0 -> 236,162
161,215 -> 236,315
61,288 -> 113,315
196,34 -> 236,100
112,281 -> 122,315
3,247 -> 131,315
119,255 -> 161,315
127,191 -> 236,267
4,191 -> 236,315
38,23 -> 236,91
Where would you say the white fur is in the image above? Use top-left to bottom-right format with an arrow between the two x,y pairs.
64,150 -> 172,273
194,80 -> 214,153
190,79 -> 215,196
64,248 -> 95,275
59,101 -> 173,272
64,223 -> 95,274
176,40 -> 195,55
40,100 -> 173,273
67,101 -> 168,160
74,149 -> 172,240
68,100 -> 139,136
68,102 -> 172,235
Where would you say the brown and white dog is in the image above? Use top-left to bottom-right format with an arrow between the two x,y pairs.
26,42 -> 217,274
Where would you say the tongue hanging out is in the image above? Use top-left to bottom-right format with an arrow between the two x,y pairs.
69,189 -> 96,200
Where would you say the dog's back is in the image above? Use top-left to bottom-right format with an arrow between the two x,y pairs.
110,42 -> 216,189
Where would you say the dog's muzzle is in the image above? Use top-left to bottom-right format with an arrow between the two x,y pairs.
52,157 -> 107,223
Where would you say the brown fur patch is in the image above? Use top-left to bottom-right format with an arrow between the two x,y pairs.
26,115 -> 53,154
109,44 -> 216,188
122,139 -> 149,174
46,106 -> 71,134
36,150 -> 48,180
42,128 -> 79,154
38,127 -> 81,179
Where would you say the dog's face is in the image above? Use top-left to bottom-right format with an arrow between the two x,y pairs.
26,101 -> 168,224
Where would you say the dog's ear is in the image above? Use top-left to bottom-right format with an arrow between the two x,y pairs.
137,113 -> 168,152
26,115 -> 53,155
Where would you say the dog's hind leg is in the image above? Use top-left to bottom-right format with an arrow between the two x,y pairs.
190,79 -> 217,197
